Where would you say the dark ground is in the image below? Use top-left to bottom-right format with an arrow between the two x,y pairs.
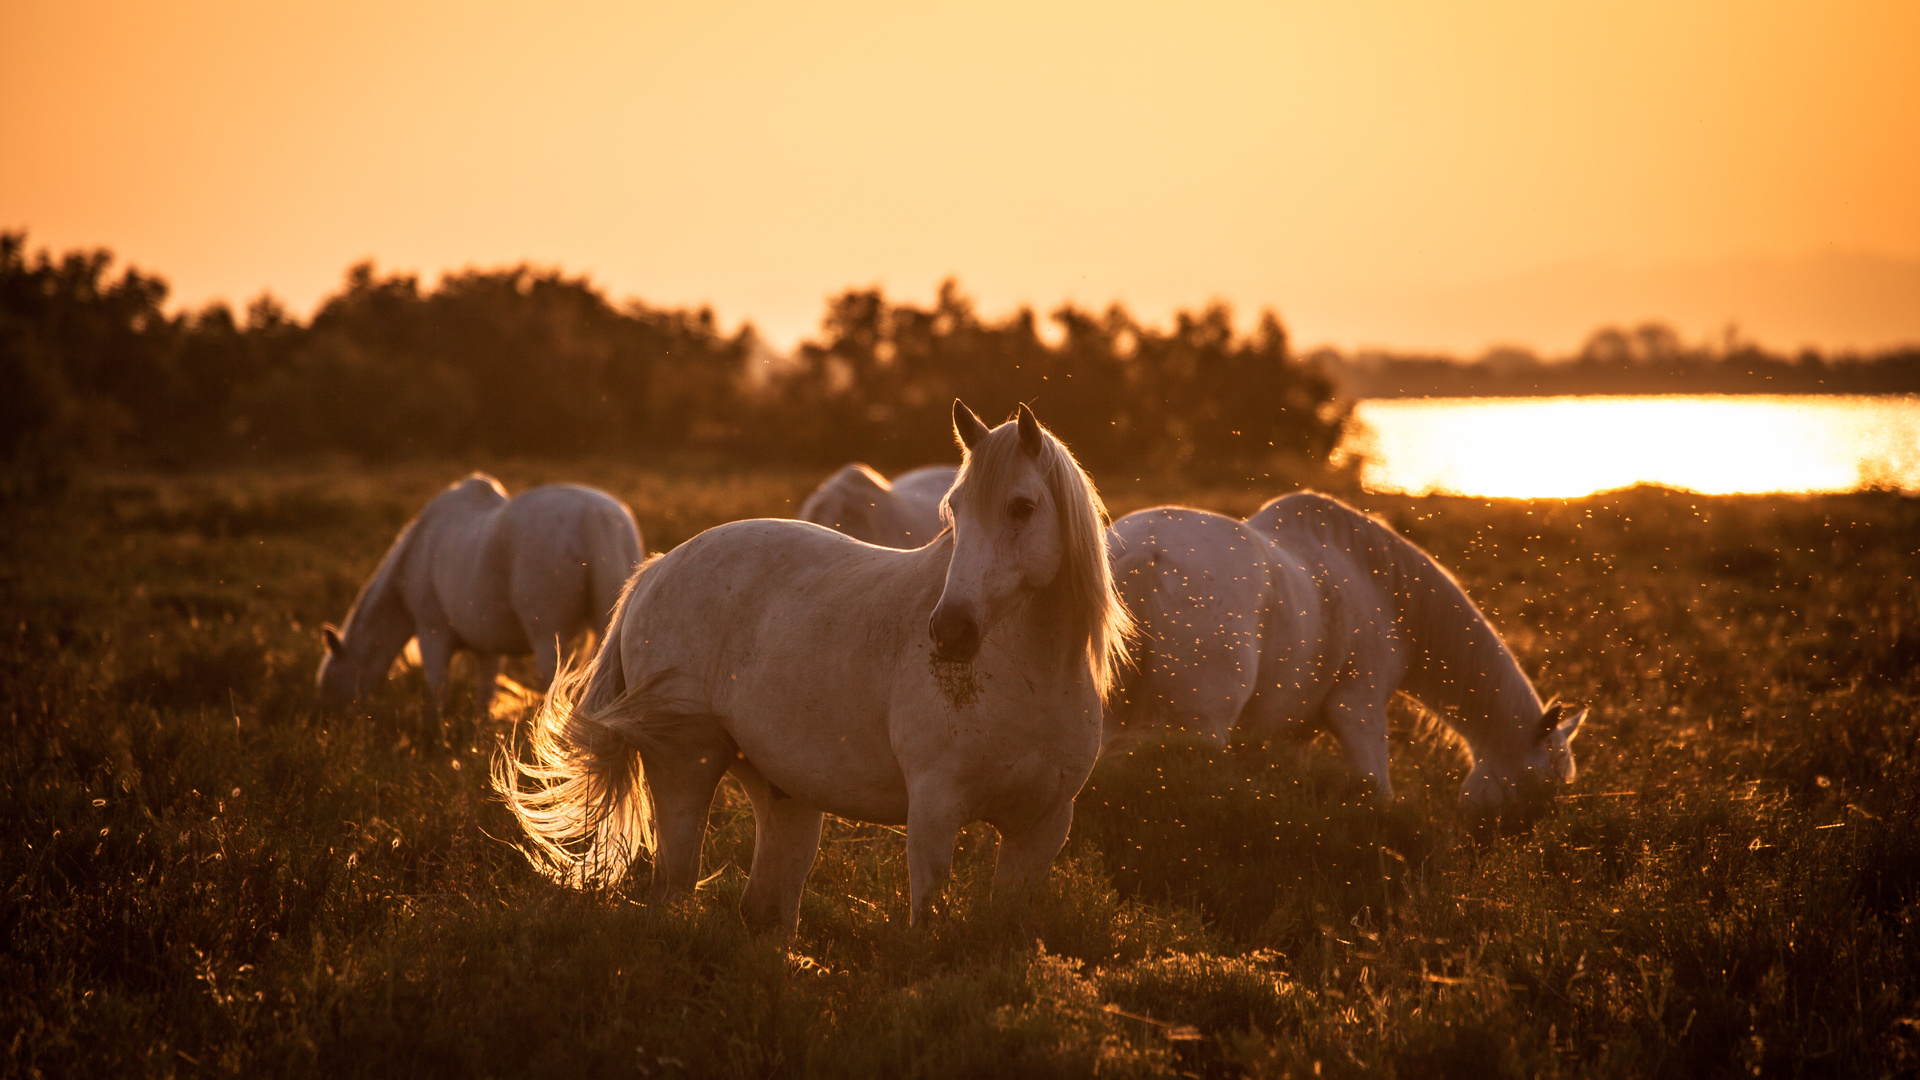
4,462 -> 1917,1078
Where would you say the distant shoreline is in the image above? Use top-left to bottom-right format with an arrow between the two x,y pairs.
1345,387 -> 1920,400
1317,343 -> 1920,400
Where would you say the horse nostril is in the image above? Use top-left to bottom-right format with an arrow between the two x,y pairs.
929,605 -> 981,661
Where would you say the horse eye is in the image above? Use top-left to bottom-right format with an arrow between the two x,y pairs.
1007,497 -> 1036,523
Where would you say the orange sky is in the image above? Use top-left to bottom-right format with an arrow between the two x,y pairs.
4,0 -> 1917,355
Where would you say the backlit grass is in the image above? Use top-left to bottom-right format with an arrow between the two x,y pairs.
4,462 -> 1916,1077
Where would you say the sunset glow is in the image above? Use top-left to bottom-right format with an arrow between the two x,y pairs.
1348,395 -> 1920,498
4,0 -> 1918,353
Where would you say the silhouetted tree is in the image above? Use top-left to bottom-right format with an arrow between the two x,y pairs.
0,233 -> 175,487
232,261 -> 750,460
753,281 -> 1346,478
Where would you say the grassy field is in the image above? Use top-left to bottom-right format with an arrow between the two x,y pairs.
4,459 -> 1918,1078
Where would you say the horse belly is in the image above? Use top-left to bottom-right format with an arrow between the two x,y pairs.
442,580 -> 531,655
1242,553 -> 1337,738
621,517 -> 934,824
1142,604 -> 1261,740
723,691 -> 911,824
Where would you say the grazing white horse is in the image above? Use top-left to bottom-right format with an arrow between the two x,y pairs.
1109,493 -> 1584,826
1105,507 -> 1282,749
496,402 -> 1130,935
798,463 -> 959,547
317,474 -> 644,717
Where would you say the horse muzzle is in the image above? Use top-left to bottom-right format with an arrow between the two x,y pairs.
928,603 -> 982,662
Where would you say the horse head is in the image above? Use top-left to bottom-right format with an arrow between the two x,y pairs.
930,401 -> 1131,697
931,401 -> 1063,661
1459,698 -> 1588,832
314,623 -> 366,704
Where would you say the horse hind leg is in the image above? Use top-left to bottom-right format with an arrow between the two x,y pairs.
529,632 -> 563,693
472,654 -> 502,724
732,762 -> 825,937
639,716 -> 738,904
1323,689 -> 1396,805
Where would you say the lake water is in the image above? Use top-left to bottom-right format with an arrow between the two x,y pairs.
1343,394 -> 1920,498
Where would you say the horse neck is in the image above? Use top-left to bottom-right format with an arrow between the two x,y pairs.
1017,570 -> 1094,678
338,523 -> 421,680
1368,530 -> 1542,759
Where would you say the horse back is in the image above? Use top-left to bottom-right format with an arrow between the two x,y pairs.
1248,490 -> 1522,713
1247,494 -> 1410,711
798,465 -> 898,546
406,477 -> 514,624
801,464 -> 955,549
887,465 -> 959,543
620,519 -> 938,706
411,481 -> 639,654
497,485 -> 643,628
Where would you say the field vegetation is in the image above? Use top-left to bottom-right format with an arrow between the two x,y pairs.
5,461 -> 1919,1078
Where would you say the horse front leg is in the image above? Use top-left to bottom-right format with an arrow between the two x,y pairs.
414,628 -> 455,717
905,789 -> 969,927
990,794 -> 1075,902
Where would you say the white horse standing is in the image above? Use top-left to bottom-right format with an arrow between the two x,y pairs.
798,463 -> 959,547
317,474 -> 644,717
497,403 -> 1129,934
1108,493 -> 1584,826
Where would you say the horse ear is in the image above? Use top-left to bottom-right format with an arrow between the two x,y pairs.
1556,705 -> 1588,742
953,399 -> 990,451
322,624 -> 344,654
1016,403 -> 1043,457
1539,699 -> 1587,741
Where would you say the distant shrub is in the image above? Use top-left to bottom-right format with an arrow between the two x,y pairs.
748,281 -> 1346,477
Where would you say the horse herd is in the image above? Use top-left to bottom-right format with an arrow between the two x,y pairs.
315,401 -> 1585,935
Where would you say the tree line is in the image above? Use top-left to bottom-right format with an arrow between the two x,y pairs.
0,233 -> 1347,491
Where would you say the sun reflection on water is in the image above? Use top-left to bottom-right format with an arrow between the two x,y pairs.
1344,395 -> 1920,499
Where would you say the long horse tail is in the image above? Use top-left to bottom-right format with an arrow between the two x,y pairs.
492,560 -> 655,889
